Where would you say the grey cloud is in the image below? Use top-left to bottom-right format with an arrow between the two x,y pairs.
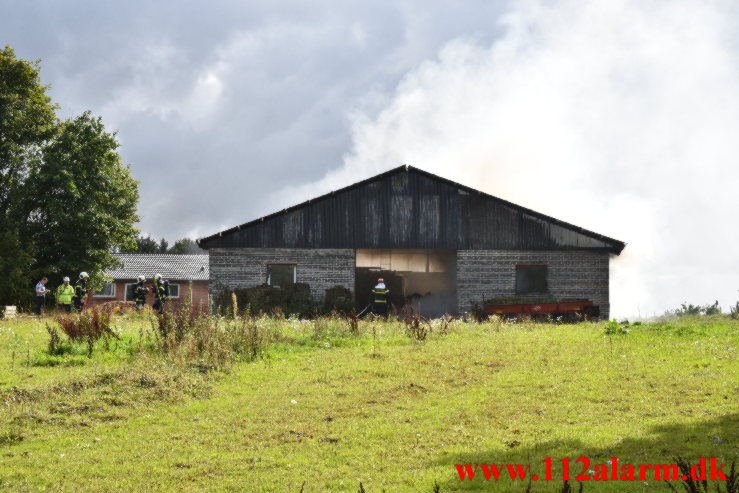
1,0 -> 509,239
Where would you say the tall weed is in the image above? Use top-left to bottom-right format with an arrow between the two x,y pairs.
53,306 -> 119,357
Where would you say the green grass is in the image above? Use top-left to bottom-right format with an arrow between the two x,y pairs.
0,313 -> 736,492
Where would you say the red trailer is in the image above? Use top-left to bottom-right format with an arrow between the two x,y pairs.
484,299 -> 599,320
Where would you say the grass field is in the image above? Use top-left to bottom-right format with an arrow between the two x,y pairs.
0,311 -> 737,492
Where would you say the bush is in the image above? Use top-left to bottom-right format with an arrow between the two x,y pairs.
151,301 -> 266,370
671,301 -> 722,317
53,306 -> 119,357
604,319 -> 630,335
323,285 -> 354,313
215,283 -> 316,318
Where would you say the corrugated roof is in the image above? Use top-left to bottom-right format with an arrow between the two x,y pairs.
106,254 -> 209,281
197,165 -> 626,254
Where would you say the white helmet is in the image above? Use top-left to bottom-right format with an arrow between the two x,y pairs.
79,272 -> 89,279
153,273 -> 162,280
137,275 -> 145,282
63,276 -> 70,282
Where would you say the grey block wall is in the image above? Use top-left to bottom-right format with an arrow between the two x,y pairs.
209,248 -> 355,302
456,250 -> 611,319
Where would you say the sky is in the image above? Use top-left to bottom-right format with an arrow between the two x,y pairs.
3,0 -> 739,318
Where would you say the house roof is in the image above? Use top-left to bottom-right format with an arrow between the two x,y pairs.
197,165 -> 625,254
107,254 -> 209,281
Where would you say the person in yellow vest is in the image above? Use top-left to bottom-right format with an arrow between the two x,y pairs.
57,276 -> 75,312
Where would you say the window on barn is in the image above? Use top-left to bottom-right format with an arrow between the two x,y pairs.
267,263 -> 296,288
93,283 -> 116,298
515,265 -> 548,294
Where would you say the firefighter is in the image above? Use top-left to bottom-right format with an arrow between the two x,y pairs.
372,278 -> 390,317
152,273 -> 167,313
133,275 -> 149,310
57,276 -> 75,313
73,272 -> 90,312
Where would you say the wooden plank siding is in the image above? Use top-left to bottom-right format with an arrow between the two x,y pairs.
198,166 -> 624,254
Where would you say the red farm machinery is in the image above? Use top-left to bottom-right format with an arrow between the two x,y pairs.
483,299 -> 600,321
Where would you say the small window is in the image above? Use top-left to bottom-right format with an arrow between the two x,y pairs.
267,264 -> 296,288
93,283 -> 116,298
124,283 -> 137,301
515,265 -> 548,294
168,284 -> 180,298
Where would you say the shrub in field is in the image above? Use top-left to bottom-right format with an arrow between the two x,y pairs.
53,306 -> 119,357
45,323 -> 62,354
151,301 -> 266,370
404,314 -> 430,341
670,301 -> 722,317
323,285 -> 354,313
347,309 -> 359,335
729,302 -> 739,320
604,319 -> 630,335
214,283 -> 316,318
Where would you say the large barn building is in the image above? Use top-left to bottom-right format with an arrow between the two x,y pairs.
198,166 -> 625,318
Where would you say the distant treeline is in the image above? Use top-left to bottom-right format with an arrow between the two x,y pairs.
122,235 -> 205,255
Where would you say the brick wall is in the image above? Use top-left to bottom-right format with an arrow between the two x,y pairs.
209,248 -> 355,302
88,280 -> 209,309
456,250 -> 611,319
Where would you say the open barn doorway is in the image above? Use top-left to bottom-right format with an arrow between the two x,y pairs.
355,249 -> 456,318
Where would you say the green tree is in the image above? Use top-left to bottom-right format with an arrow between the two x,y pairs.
123,234 -> 160,253
20,112 -> 139,290
158,238 -> 169,253
0,47 -> 140,307
0,46 -> 57,305
168,238 -> 204,254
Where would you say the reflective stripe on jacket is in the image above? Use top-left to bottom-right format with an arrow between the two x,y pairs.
57,285 -> 75,304
134,284 -> 148,302
372,288 -> 389,303
153,280 -> 167,300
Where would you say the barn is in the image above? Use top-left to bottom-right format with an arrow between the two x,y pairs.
197,166 -> 625,318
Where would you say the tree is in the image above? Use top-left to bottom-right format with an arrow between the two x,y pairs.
0,46 -> 57,214
123,235 -> 204,254
158,238 -> 169,253
123,234 -> 161,253
20,112 -> 139,288
168,238 -> 204,254
0,46 -> 57,306
0,47 -> 140,307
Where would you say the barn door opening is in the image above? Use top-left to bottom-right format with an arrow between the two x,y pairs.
355,249 -> 456,318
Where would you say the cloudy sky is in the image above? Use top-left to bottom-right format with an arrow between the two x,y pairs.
3,0 -> 739,317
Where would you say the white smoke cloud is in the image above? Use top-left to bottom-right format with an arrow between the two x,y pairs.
281,0 -> 739,318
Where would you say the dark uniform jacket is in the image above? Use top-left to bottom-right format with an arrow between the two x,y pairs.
372,285 -> 389,304
73,279 -> 87,303
134,282 -> 148,303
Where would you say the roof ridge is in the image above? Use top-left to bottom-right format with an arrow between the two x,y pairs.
196,164 -> 625,253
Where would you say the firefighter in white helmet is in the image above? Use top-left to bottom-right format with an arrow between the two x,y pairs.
133,275 -> 149,310
73,272 -> 90,312
151,274 -> 167,313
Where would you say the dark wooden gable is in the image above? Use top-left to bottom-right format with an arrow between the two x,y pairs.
198,166 -> 624,254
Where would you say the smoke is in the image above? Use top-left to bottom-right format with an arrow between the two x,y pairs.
279,0 -> 739,318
